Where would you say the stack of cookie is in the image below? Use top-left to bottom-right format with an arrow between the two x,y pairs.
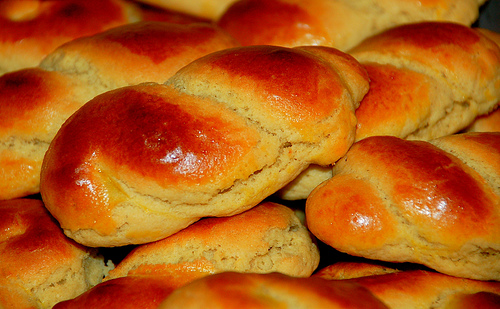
0,0 -> 499,308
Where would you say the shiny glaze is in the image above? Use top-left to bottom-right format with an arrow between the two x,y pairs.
349,136 -> 496,240
46,85 -> 257,183
306,174 -> 398,250
0,69 -> 48,128
158,272 -> 390,308
350,22 -> 496,83
126,260 -> 217,290
432,132 -> 500,186
307,134 -> 499,254
40,84 -> 259,233
458,132 -> 500,155
45,21 -> 240,86
348,270 -> 500,307
102,88 -> 255,182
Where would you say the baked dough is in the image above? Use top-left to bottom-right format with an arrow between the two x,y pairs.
40,45 -> 369,247
106,202 -> 320,286
306,132 -> 500,281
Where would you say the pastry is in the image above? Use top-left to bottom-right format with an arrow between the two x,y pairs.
39,45 -> 369,247
106,202 -> 320,286
306,132 -> 500,280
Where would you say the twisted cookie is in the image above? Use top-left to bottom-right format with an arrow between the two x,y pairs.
40,45 -> 369,247
306,132 -> 500,281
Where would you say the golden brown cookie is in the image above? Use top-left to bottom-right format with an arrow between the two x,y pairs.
40,45 -> 369,247
306,132 -> 500,281
106,202 -> 320,286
